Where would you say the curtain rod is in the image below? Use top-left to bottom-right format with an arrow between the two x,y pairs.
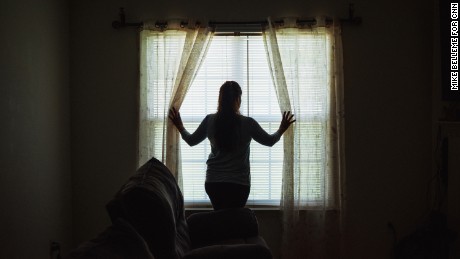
112,4 -> 362,30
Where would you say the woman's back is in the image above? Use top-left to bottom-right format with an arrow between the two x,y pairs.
181,113 -> 281,186
168,80 -> 294,210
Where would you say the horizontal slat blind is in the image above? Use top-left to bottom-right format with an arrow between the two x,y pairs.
181,36 -> 283,205
180,36 -> 284,206
143,30 -> 331,208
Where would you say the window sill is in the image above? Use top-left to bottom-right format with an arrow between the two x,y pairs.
184,207 -> 339,211
185,200 -> 281,210
184,201 -> 338,211
185,206 -> 280,211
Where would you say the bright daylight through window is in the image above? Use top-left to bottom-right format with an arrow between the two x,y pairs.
142,30 -> 332,208
180,36 -> 283,206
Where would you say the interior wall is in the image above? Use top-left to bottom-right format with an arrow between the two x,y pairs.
340,1 -> 434,257
69,0 -> 434,258
0,0 -> 72,258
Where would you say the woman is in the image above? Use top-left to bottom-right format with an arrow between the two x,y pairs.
169,81 -> 295,210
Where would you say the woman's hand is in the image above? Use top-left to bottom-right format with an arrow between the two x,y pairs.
168,107 -> 185,132
278,111 -> 296,134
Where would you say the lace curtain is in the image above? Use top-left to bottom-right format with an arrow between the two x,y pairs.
139,17 -> 345,257
263,18 -> 346,258
139,22 -> 214,188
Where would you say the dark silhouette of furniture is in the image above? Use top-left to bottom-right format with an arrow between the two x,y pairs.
67,157 -> 272,259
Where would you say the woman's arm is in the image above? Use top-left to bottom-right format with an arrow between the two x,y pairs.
169,108 -> 208,146
251,111 -> 295,147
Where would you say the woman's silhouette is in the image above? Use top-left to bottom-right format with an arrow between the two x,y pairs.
169,81 -> 295,210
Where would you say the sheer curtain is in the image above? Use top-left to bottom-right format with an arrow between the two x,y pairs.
139,22 -> 213,188
263,17 -> 346,258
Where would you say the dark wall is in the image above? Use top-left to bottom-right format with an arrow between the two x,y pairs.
0,0 -> 72,258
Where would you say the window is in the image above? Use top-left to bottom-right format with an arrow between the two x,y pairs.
180,35 -> 283,206
140,27 -> 333,208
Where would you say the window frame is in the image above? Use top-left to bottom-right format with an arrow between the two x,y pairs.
140,28 -> 335,210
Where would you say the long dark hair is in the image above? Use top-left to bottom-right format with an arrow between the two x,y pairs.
214,81 -> 242,151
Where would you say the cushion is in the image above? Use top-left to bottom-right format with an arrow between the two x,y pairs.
183,244 -> 273,259
187,208 -> 259,248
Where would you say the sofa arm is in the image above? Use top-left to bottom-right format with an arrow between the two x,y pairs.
187,208 -> 259,248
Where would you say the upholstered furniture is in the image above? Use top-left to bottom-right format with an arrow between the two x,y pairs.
67,157 -> 272,259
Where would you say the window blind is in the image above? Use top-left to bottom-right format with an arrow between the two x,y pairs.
180,36 -> 283,206
142,30 -> 331,208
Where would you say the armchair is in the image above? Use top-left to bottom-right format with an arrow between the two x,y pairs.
67,157 -> 272,259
